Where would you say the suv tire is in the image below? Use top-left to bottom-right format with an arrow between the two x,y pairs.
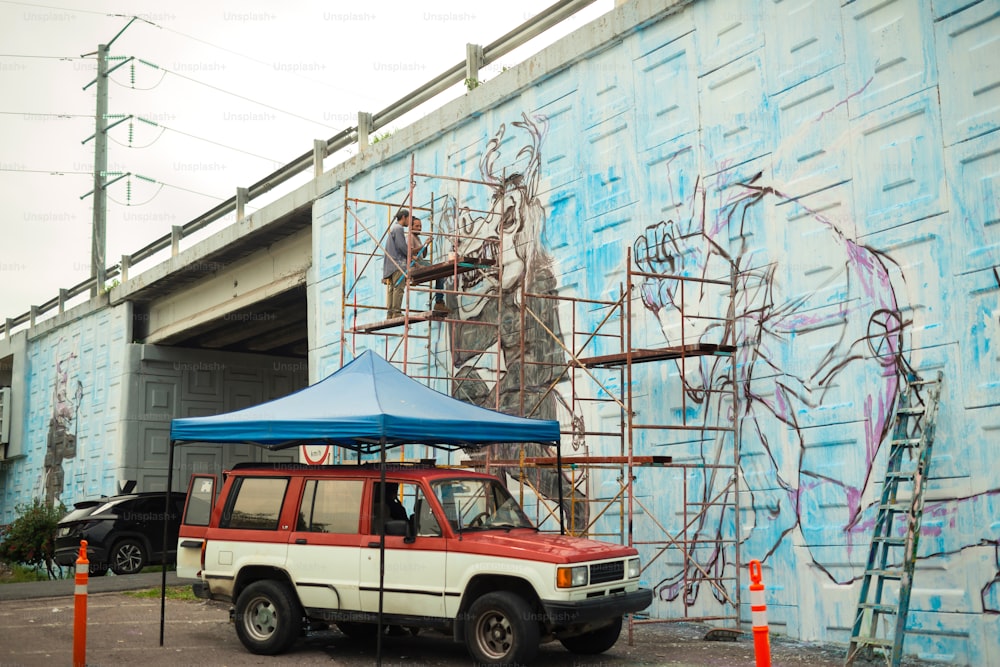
465,591 -> 539,666
558,615 -> 622,654
235,580 -> 302,655
110,538 -> 146,575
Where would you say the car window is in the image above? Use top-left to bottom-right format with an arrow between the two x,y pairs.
368,482 -> 440,537
185,478 -> 216,527
220,477 -> 289,530
91,497 -> 131,516
297,479 -> 363,533
124,498 -> 153,522
432,478 -> 532,531
411,486 -> 441,537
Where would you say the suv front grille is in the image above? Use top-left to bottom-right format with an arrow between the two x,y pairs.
590,560 -> 624,584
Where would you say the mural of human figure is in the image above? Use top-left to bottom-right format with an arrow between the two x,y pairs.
632,90 -> 1000,616
634,161 -> 910,604
43,349 -> 83,505
441,112 -> 589,532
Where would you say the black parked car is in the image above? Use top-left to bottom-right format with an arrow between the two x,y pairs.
54,491 -> 186,576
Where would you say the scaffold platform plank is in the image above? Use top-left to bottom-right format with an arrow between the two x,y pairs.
351,310 -> 446,333
485,455 -> 673,466
576,343 -> 736,368
409,256 -> 496,284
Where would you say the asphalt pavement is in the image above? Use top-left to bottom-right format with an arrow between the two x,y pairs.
0,573 -> 893,666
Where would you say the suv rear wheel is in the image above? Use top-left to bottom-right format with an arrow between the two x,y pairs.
465,591 -> 539,666
110,539 -> 146,575
235,580 -> 302,655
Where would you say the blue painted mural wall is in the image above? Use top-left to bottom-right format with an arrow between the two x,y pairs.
1,305 -> 129,523
312,0 -> 1000,663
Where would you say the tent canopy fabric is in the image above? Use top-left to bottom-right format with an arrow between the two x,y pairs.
169,350 -> 560,452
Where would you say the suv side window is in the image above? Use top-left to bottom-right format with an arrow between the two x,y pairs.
221,477 -> 288,530
298,479 -> 363,533
370,482 -> 441,537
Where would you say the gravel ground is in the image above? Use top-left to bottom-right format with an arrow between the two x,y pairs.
0,573 -> 928,666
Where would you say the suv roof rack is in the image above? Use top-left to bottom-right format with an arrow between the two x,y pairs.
228,460 -> 439,472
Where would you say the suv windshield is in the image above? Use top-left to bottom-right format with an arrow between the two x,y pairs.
431,478 -> 534,531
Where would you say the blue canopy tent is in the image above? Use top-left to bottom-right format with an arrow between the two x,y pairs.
159,350 -> 563,656
168,349 -> 561,450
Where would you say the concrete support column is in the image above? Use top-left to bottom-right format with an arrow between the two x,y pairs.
59,288 -> 68,314
236,186 -> 249,222
358,112 -> 373,148
171,226 -> 182,257
120,255 -> 130,284
313,140 -> 327,178
466,43 -> 484,87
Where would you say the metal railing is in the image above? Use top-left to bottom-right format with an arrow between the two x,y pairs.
2,0 -> 599,340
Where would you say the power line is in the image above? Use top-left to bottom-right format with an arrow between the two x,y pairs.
0,167 -> 90,175
151,119 -> 282,163
144,60 -> 340,130
143,19 -> 370,103
0,53 -> 87,60
0,0 -> 106,16
0,110 -> 90,118
94,113 -> 283,163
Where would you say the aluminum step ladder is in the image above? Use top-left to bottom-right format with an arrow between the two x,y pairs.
845,371 -> 943,667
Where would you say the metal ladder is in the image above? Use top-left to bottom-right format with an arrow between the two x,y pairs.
845,371 -> 943,667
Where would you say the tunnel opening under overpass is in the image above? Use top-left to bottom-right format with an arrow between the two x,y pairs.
115,207 -> 313,491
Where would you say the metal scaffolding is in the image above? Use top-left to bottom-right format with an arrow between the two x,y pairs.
338,157 -> 743,632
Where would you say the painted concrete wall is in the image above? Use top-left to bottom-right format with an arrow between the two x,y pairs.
311,0 -> 1000,663
1,302 -> 130,520
0,308 -> 307,522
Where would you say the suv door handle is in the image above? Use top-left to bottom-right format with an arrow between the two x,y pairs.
367,541 -> 382,548
180,540 -> 202,548
295,538 -> 307,544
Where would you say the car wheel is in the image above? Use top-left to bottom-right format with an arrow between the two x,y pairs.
88,562 -> 109,577
235,580 -> 302,655
110,539 -> 146,575
558,616 -> 623,654
465,591 -> 539,666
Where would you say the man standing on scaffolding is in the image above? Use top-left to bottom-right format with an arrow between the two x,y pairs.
409,216 -> 449,313
382,208 -> 411,318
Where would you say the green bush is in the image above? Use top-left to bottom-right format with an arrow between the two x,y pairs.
0,498 -> 66,579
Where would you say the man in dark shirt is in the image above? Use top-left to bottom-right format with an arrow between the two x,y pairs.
382,209 -> 411,318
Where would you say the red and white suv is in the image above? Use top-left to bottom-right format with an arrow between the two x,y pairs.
176,462 -> 651,665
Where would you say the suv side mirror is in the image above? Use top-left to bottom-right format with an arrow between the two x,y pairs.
384,519 -> 410,539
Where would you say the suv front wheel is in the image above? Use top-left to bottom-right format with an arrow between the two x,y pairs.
235,580 -> 302,655
465,591 -> 539,666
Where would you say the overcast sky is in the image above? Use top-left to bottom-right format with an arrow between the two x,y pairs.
0,0 -> 611,327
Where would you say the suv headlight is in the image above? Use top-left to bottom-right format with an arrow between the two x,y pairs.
627,557 -> 641,579
557,565 -> 589,588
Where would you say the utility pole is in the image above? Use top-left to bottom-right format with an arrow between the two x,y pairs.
91,43 -> 108,297
82,17 -> 138,296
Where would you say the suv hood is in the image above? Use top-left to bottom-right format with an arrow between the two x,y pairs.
456,529 -> 636,563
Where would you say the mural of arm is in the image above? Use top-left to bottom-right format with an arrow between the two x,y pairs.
633,150 -> 914,599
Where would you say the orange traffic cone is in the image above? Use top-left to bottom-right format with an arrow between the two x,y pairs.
73,540 -> 89,667
749,559 -> 771,667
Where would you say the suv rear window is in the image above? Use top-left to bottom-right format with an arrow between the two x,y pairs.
185,478 -> 216,527
297,479 -> 363,533
221,477 -> 288,530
